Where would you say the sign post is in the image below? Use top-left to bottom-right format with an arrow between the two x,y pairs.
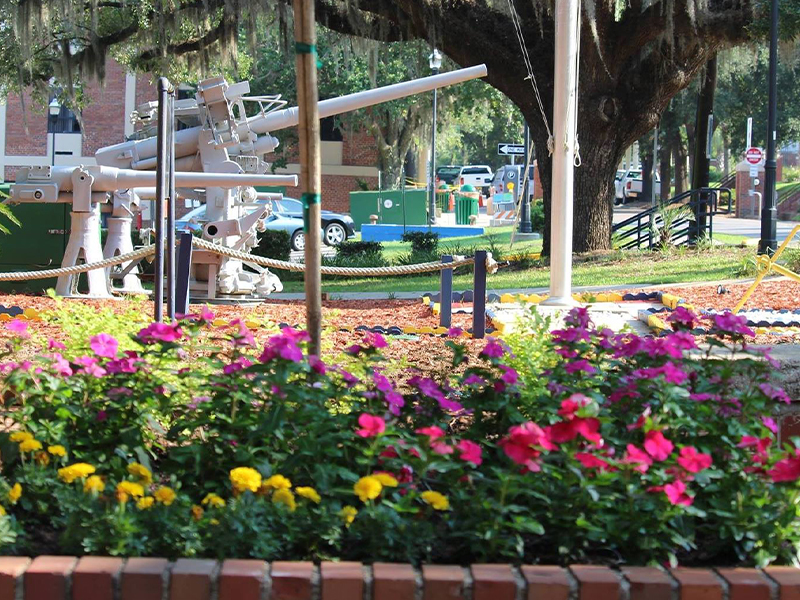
746,147 -> 764,165
497,143 -> 525,157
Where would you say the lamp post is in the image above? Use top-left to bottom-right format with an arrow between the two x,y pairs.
760,0 -> 779,255
48,98 -> 60,167
428,48 -> 442,226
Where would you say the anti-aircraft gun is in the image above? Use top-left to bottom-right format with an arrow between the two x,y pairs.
9,64 -> 488,300
93,64 -> 488,300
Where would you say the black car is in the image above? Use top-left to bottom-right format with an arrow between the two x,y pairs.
271,197 -> 356,246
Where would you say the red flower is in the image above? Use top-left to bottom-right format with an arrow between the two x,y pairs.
676,446 -> 712,473
574,452 -> 612,470
622,444 -> 653,473
355,413 -> 386,438
644,430 -> 674,461
499,422 -> 554,472
557,393 -> 590,418
548,417 -> 602,445
456,440 -> 483,466
664,480 -> 694,506
416,426 -> 446,441
769,451 -> 800,482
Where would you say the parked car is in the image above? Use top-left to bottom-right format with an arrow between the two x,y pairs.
457,165 -> 494,195
176,203 -> 311,251
270,197 -> 355,246
615,168 -> 661,205
435,165 -> 462,187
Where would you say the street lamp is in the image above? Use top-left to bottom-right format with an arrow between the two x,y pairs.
428,48 -> 442,226
48,98 -> 60,167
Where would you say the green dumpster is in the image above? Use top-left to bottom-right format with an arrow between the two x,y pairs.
436,184 -> 451,213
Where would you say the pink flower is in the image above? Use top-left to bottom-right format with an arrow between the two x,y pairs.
365,331 -> 387,348
664,480 -> 694,506
644,430 -> 674,461
565,307 -> 591,329
457,440 -> 483,465
759,383 -> 791,404
51,353 -> 73,377
762,417 -> 778,434
769,450 -> 800,482
500,366 -> 518,385
626,407 -> 651,431
138,322 -> 183,343
232,323 -> 256,347
96,410 -> 108,422
713,312 -> 755,337
558,393 -> 590,419
223,357 -> 253,375
575,452 -> 612,470
622,444 -> 653,473
548,417 -> 602,445
565,360 -> 596,374
356,413 -> 386,438
6,319 -> 29,338
448,327 -> 463,338
417,426 -> 445,441
480,339 -> 505,358
463,374 -> 486,386
90,333 -> 119,359
552,327 -> 590,344
499,422 -> 553,472
74,355 -> 107,378
48,338 -> 66,351
200,306 -> 215,321
309,355 -> 327,375
431,441 -> 454,455
260,328 -> 305,363
667,306 -> 699,330
676,446 -> 712,473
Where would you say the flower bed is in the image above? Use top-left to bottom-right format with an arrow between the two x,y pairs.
0,305 -> 798,565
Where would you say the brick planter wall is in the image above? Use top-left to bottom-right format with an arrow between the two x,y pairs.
2,557 -> 800,600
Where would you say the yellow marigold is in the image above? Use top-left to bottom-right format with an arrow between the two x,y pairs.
83,476 -> 105,494
201,493 -> 225,508
8,483 -> 22,504
0,505 -> 5,516
9,431 -> 33,443
34,451 -> 50,466
116,481 -> 145,503
136,497 -> 155,510
353,476 -> 382,503
262,474 -> 292,492
154,486 -> 176,506
58,463 -> 96,484
230,467 -> 262,493
19,439 -> 42,453
47,445 -> 66,457
191,505 -> 204,521
373,473 -> 399,487
295,486 -> 321,504
338,505 -> 357,526
421,491 -> 450,511
272,488 -> 297,512
127,463 -> 153,485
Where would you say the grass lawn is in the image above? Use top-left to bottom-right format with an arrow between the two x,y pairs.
281,245 -> 755,293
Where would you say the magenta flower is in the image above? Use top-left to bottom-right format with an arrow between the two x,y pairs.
417,426 -> 446,441
138,322 -> 183,343
105,357 -> 140,374
200,306 -> 215,321
480,339 -> 505,358
552,327 -> 591,344
499,422 -> 556,472
260,329 -> 304,363
500,366 -> 518,385
548,417 -> 602,445
48,338 -> 66,351
664,480 -> 694,506
96,410 -> 108,422
448,327 -> 463,338
385,391 -> 405,415
90,333 -> 119,359
565,307 -> 591,329
565,359 -> 596,374
769,449 -> 800,482
223,357 -> 253,375
667,306 -> 699,330
365,331 -> 387,349
622,444 -> 653,473
574,452 -> 612,470
463,374 -> 486,386
356,413 -> 386,438
456,440 -> 483,466
309,355 -> 327,375
713,312 -> 755,337
51,353 -> 73,377
558,393 -> 589,419
74,355 -> 107,378
6,319 -> 29,338
644,430 -> 674,461
676,446 -> 712,473
759,383 -> 791,404
762,416 -> 779,434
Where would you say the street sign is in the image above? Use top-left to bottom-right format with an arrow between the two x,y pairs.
746,147 -> 764,165
497,143 -> 525,156
749,166 -> 758,178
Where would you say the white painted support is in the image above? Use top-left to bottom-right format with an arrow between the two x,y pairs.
543,0 -> 580,307
56,206 -> 113,298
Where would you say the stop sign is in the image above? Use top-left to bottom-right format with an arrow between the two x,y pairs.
746,147 -> 764,165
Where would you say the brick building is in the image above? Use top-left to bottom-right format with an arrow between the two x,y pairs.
0,60 -> 379,214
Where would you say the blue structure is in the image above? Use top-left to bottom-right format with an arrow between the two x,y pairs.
361,224 -> 484,242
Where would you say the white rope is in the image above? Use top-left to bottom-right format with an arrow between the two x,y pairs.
192,238 -> 499,276
0,246 -> 156,281
507,0 -> 554,154
571,0 -> 583,168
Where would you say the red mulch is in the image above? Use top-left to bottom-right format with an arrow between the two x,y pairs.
630,279 -> 800,312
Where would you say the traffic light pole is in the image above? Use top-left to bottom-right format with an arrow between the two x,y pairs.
759,0 -> 779,255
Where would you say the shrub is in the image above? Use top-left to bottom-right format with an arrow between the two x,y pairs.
401,231 -> 439,254
530,200 -> 545,233
783,166 -> 800,183
336,240 -> 384,260
0,307 -> 797,566
252,230 -> 292,262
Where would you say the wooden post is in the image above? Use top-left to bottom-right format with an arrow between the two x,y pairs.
472,250 -> 487,339
293,0 -> 323,355
175,232 -> 193,316
439,255 -> 453,329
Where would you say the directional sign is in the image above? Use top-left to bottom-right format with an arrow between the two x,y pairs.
497,143 -> 525,156
746,147 -> 764,165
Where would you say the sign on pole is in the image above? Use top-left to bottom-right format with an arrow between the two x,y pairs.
497,143 -> 525,156
746,147 -> 764,165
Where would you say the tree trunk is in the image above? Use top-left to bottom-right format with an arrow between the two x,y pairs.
642,150 -> 654,203
674,137 -> 689,194
691,55 -> 718,236
660,138 -> 671,202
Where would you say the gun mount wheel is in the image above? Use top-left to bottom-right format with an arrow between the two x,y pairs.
324,222 -> 347,246
291,230 -> 306,251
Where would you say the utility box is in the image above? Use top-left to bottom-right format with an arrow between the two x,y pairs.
0,203 -> 70,293
349,190 -> 428,230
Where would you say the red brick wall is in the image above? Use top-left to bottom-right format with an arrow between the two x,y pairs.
80,60 -> 128,155
4,91 -> 48,160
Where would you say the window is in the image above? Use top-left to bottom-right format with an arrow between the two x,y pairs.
462,167 -> 490,175
48,104 -> 81,134
320,116 -> 343,142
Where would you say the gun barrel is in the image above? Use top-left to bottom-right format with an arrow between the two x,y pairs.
249,64 -> 488,135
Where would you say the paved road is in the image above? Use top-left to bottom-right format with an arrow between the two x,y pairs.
613,202 -> 798,244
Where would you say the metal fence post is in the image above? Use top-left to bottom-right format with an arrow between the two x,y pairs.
472,250 -> 487,339
154,77 -> 169,322
175,232 -> 193,316
166,89 -> 176,321
440,255 -> 453,329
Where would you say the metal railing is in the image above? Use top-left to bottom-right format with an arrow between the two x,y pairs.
612,188 -> 733,250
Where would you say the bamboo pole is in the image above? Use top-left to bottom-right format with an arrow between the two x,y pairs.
293,0 -> 323,355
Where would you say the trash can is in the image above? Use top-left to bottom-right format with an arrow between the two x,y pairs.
436,184 -> 451,213
455,185 -> 479,225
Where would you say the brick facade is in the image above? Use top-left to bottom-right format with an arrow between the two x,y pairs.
3,556 -> 800,600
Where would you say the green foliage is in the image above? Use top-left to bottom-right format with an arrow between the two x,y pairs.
784,166 -> 800,183
252,230 -> 292,262
337,240 -> 384,260
530,200 -> 545,233
0,192 -> 20,236
401,231 -> 439,254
